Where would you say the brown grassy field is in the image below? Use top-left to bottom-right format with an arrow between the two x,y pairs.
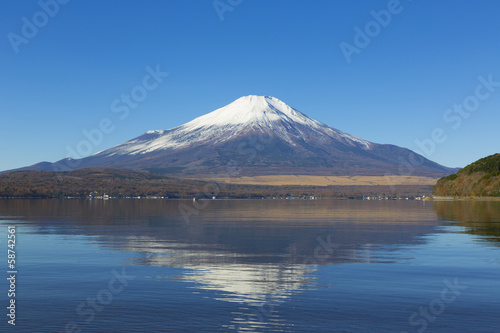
0,169 -> 436,198
199,175 -> 439,186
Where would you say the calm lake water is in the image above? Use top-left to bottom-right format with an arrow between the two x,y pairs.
1,199 -> 499,332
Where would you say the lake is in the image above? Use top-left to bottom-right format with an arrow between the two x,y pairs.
1,199 -> 499,332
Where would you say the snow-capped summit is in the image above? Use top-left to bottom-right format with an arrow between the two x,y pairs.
183,95 -> 319,127
101,95 -> 371,156
13,95 -> 454,177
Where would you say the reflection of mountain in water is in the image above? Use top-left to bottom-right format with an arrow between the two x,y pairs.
0,199 -> 441,265
0,198 -> 444,329
117,234 -> 314,303
433,200 -> 500,243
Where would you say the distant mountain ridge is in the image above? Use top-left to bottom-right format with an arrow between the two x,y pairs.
8,95 -> 455,177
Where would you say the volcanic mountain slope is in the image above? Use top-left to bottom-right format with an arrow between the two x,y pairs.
15,95 -> 454,177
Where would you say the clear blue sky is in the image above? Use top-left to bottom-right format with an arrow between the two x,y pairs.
1,0 -> 499,171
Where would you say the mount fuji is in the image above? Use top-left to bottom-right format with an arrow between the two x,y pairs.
14,95 -> 454,177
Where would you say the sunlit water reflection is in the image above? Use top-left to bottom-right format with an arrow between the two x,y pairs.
0,199 -> 499,332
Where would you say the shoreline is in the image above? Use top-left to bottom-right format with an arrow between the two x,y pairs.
432,196 -> 500,201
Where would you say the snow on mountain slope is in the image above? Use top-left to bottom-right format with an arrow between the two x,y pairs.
6,95 -> 457,177
98,95 -> 371,157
